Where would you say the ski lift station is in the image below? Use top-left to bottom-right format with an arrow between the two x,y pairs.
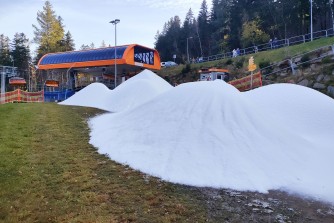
199,68 -> 230,82
37,44 -> 161,101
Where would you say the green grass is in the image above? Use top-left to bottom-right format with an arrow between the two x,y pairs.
0,103 -> 207,222
158,36 -> 334,78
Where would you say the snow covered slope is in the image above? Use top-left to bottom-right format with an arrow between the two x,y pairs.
89,80 -> 334,204
59,69 -> 172,112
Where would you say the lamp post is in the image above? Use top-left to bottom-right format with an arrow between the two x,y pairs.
310,0 -> 313,41
1,67 -> 5,104
330,0 -> 334,32
109,19 -> 120,88
187,36 -> 193,63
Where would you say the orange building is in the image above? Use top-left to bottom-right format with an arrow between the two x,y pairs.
37,44 -> 161,91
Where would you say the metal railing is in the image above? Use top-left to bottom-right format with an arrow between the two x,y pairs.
259,44 -> 334,77
200,28 -> 334,63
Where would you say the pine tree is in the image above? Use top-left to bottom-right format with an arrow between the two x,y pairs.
32,1 -> 70,62
182,8 -> 200,58
0,34 -> 11,66
80,44 -> 90,50
10,33 -> 31,74
209,0 -> 233,53
155,16 -> 182,62
100,40 -> 106,48
197,0 -> 210,55
10,33 -> 31,81
63,31 -> 75,51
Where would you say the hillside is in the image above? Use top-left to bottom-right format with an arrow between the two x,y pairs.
157,37 -> 334,98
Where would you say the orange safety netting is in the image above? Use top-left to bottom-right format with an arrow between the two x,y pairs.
0,89 -> 44,104
229,72 -> 262,92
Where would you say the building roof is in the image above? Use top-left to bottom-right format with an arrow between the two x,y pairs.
39,46 -> 128,65
37,44 -> 161,71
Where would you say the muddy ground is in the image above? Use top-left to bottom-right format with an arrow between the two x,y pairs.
196,187 -> 334,223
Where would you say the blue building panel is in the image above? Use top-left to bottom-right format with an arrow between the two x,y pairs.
40,46 -> 128,65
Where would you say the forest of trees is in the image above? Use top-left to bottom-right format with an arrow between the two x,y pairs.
155,0 -> 334,63
2,0 -> 334,71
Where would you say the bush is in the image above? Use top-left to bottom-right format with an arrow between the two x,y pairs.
234,57 -> 245,69
225,58 -> 233,65
259,60 -> 270,69
301,54 -> 310,68
181,64 -> 191,74
321,56 -> 332,64
321,64 -> 334,76
259,60 -> 272,75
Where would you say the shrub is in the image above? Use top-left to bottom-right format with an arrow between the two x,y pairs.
259,60 -> 273,75
259,60 -> 270,69
225,58 -> 233,65
321,56 -> 332,64
301,54 -> 310,68
234,57 -> 245,69
181,64 -> 191,74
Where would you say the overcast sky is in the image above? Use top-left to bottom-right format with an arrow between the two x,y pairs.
0,0 -> 212,56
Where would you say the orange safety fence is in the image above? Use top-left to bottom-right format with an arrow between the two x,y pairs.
229,71 -> 262,92
0,89 -> 44,104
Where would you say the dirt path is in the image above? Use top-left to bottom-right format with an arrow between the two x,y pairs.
199,187 -> 334,222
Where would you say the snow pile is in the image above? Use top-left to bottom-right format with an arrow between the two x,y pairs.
106,69 -> 173,112
59,69 -> 173,112
89,81 -> 334,204
244,83 -> 334,144
59,82 -> 112,111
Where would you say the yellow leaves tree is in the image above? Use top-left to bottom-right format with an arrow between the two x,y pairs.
241,20 -> 270,48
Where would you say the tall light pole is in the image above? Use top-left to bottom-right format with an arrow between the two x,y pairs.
1,67 -> 5,104
187,36 -> 193,63
310,0 -> 313,41
330,0 -> 334,32
109,19 -> 120,88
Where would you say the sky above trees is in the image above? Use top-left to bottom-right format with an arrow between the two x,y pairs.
0,0 -> 210,56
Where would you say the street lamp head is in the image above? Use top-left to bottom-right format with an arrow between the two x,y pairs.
109,19 -> 120,25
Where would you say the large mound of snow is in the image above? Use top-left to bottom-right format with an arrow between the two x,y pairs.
59,82 -> 112,111
106,69 -> 173,112
59,69 -> 173,112
89,80 -> 334,204
244,83 -> 334,144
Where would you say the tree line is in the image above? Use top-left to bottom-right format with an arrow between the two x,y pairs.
155,0 -> 334,63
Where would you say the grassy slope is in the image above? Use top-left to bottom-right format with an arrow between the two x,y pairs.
157,36 -> 334,79
0,103 -> 207,223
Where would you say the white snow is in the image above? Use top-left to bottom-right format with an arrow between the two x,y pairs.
61,70 -> 334,205
59,69 -> 173,112
58,82 -> 112,111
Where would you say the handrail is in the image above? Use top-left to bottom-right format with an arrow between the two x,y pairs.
260,44 -> 334,77
200,27 -> 334,63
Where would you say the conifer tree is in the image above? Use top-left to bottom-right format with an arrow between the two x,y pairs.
0,34 -> 11,66
32,1 -> 72,62
197,0 -> 210,55
63,31 -> 75,51
10,33 -> 31,74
